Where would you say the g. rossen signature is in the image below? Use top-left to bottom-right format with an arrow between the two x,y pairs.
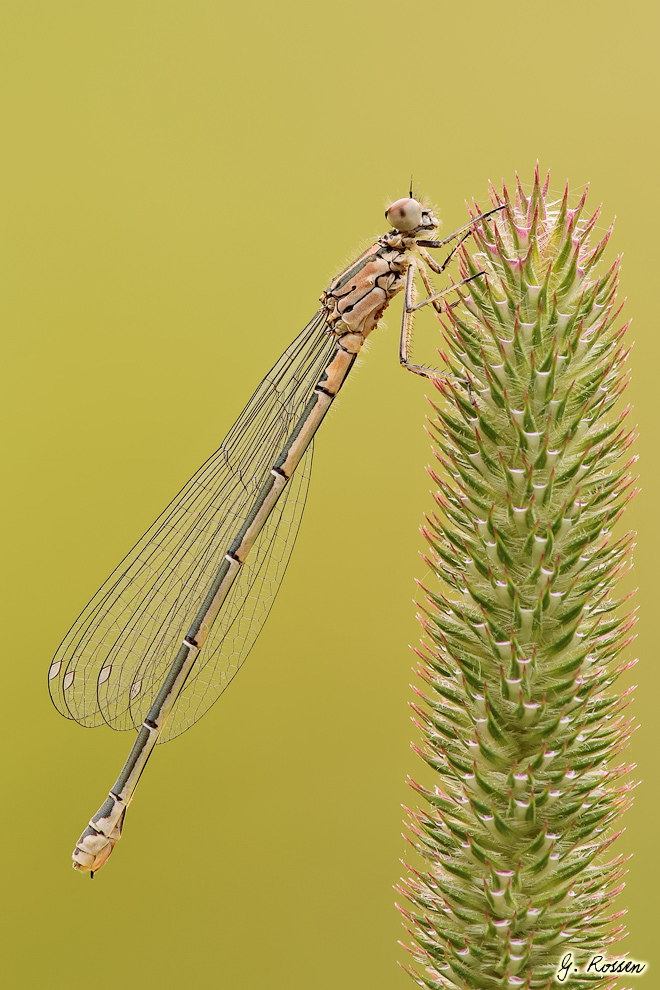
556,951 -> 646,982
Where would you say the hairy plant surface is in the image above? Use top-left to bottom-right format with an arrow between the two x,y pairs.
398,168 -> 637,990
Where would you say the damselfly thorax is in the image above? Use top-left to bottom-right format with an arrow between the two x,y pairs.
49,192 -> 504,875
322,199 -> 439,345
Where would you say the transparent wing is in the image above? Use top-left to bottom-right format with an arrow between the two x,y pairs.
49,310 -> 335,737
158,444 -> 312,742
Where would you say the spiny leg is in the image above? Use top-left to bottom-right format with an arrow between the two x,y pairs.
417,204 -> 506,276
418,203 -> 506,250
408,269 -> 485,315
418,231 -> 471,278
399,264 -> 432,380
399,263 -> 484,380
399,263 -> 482,405
417,261 -> 443,315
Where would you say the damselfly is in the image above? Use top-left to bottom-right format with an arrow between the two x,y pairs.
49,193 -> 502,875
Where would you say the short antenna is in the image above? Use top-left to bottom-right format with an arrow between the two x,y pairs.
409,174 -> 413,199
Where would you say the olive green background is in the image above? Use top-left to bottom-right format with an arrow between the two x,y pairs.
1,2 -> 656,987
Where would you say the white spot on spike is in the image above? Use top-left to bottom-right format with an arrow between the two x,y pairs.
130,678 -> 143,700
98,665 -> 112,685
48,660 -> 62,680
63,671 -> 75,690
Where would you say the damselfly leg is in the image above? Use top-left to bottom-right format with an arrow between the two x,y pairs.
399,205 -> 505,381
416,204 -> 506,273
399,264 -> 484,380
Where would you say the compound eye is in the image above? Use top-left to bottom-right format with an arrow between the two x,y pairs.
385,198 -> 423,232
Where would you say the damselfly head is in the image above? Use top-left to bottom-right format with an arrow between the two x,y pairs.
386,197 -> 423,232
385,197 -> 437,235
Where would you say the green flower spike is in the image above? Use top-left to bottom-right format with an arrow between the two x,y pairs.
397,166 -> 638,990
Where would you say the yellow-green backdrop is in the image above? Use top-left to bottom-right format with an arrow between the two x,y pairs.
2,2 -> 656,987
